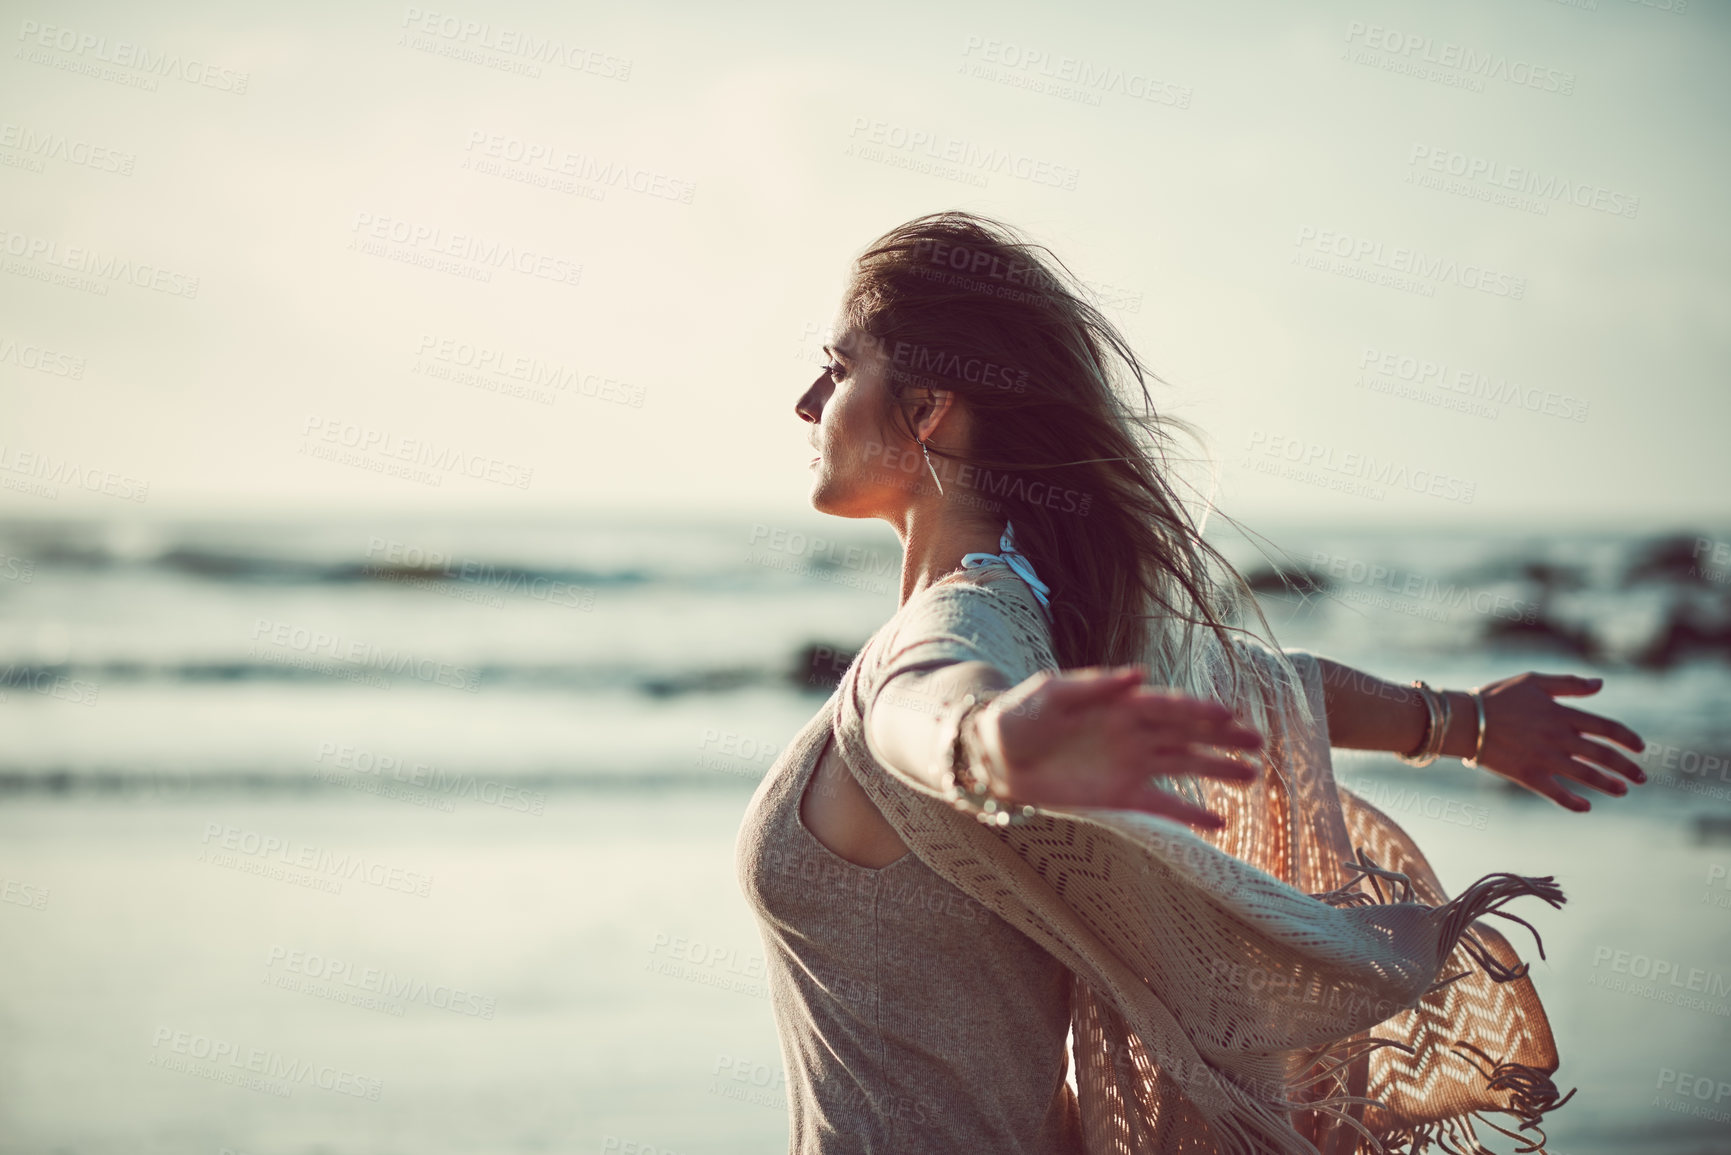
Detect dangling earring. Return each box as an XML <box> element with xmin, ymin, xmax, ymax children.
<box><xmin>920</xmin><ymin>439</ymin><xmax>945</xmax><ymax>496</ymax></box>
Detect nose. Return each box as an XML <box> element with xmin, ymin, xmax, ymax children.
<box><xmin>795</xmin><ymin>372</ymin><xmax>831</xmax><ymax>425</ymax></box>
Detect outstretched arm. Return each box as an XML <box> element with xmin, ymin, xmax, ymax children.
<box><xmin>866</xmin><ymin>661</ymin><xmax>1262</xmax><ymax>831</ymax></box>
<box><xmin>1314</xmin><ymin>658</ymin><xmax>1648</xmax><ymax>812</ymax></box>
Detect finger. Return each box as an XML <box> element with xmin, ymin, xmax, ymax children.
<box><xmin>1126</xmin><ymin>684</ymin><xmax>1231</xmax><ymax>711</ymax></box>
<box><xmin>1044</xmin><ymin>667</ymin><xmax>1146</xmax><ymax>708</ymax></box>
<box><xmin>1571</xmin><ymin>741</ymin><xmax>1647</xmax><ymax>786</ymax></box>
<box><xmin>1532</xmin><ymin>673</ymin><xmax>1604</xmax><ymax>698</ymax></box>
<box><xmin>1119</xmin><ymin>783</ymin><xmax>1226</xmax><ymax>830</ymax></box>
<box><xmin>1567</xmin><ymin>740</ymin><xmax>1644</xmax><ymax>788</ymax></box>
<box><xmin>1550</xmin><ymin>751</ymin><xmax>1628</xmax><ymax>797</ymax></box>
<box><xmin>1137</xmin><ymin>750</ymin><xmax>1257</xmax><ymax>785</ymax></box>
<box><xmin>1134</xmin><ymin>715</ymin><xmax>1263</xmax><ymax>754</ymax></box>
<box><xmin>1125</xmin><ymin>692</ymin><xmax>1244</xmax><ymax>736</ymax></box>
<box><xmin>1075</xmin><ymin>664</ymin><xmax>1146</xmax><ymax>684</ymax></box>
<box><xmin>1530</xmin><ymin>774</ymin><xmax>1590</xmax><ymax>813</ymax></box>
<box><xmin>1558</xmin><ymin>705</ymin><xmax>1646</xmax><ymax>755</ymax></box>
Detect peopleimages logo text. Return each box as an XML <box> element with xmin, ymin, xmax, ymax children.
<box><xmin>0</xmin><ymin>228</ymin><xmax>200</xmax><ymax>298</ymax></box>
<box><xmin>1244</xmin><ymin>431</ymin><xmax>1476</xmax><ymax>504</ymax></box>
<box><xmin>846</xmin><ymin>118</ymin><xmax>1080</xmax><ymax>190</ymax></box>
<box><xmin>1342</xmin><ymin>21</ymin><xmax>1575</xmax><ymax>95</ymax></box>
<box><xmin>349</xmin><ymin>212</ymin><xmax>582</xmax><ymax>287</ymax></box>
<box><xmin>1294</xmin><ymin>227</ymin><xmax>1525</xmax><ymax>299</ymax></box>
<box><xmin>16</xmin><ymin>19</ymin><xmax>251</xmax><ymax>92</ymax></box>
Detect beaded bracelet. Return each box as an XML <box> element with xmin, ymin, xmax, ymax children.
<box><xmin>940</xmin><ymin>692</ymin><xmax>1038</xmax><ymax>827</ymax></box>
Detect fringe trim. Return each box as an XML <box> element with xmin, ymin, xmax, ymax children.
<box><xmin>1371</xmin><ymin>1115</ymin><xmax>1492</xmax><ymax>1154</ymax></box>
<box><xmin>1294</xmin><ymin>851</ymin><xmax>1575</xmax><ymax>1154</ymax></box>
<box><xmin>1282</xmin><ymin>1033</ymin><xmax>1418</xmax><ymax>1155</ymax></box>
<box><xmin>1311</xmin><ymin>1028</ymin><xmax>1578</xmax><ymax>1154</ymax></box>
<box><xmin>1448</xmin><ymin>1041</ymin><xmax>1576</xmax><ymax>1154</ymax></box>
<box><xmin>1329</xmin><ymin>1041</ymin><xmax>1577</xmax><ymax>1155</ymax></box>
<box><xmin>1085</xmin><ymin>846</ymin><xmax>1574</xmax><ymax>1155</ymax></box>
<box><xmin>1151</xmin><ymin>1033</ymin><xmax>1425</xmax><ymax>1155</ymax></box>
<box><xmin>1313</xmin><ymin>851</ymin><xmax>1418</xmax><ymax>907</ymax></box>
<box><xmin>1311</xmin><ymin>849</ymin><xmax>1566</xmax><ymax>992</ymax></box>
<box><xmin>1427</xmin><ymin>872</ymin><xmax>1565</xmax><ymax>988</ymax></box>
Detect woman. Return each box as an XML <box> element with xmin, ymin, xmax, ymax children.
<box><xmin>734</xmin><ymin>212</ymin><xmax>1645</xmax><ymax>1155</ymax></box>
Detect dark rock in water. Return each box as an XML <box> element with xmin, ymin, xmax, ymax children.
<box><xmin>158</xmin><ymin>547</ymin><xmax>336</xmax><ymax>583</ymax></box>
<box><xmin>1244</xmin><ymin>566</ymin><xmax>1328</xmax><ymax>595</ymax></box>
<box><xmin>1483</xmin><ymin>597</ymin><xmax>1599</xmax><ymax>660</ymax></box>
<box><xmin>1693</xmin><ymin>814</ymin><xmax>1731</xmax><ymax>845</ymax></box>
<box><xmin>159</xmin><ymin>547</ymin><xmax>276</xmax><ymax>580</ymax></box>
<box><xmin>1452</xmin><ymin>555</ymin><xmax>1586</xmax><ymax>596</ymax></box>
<box><xmin>1517</xmin><ymin>560</ymin><xmax>1585</xmax><ymax>593</ymax></box>
<box><xmin>639</xmin><ymin>668</ymin><xmax>764</xmax><ymax>697</ymax></box>
<box><xmin>1452</xmin><ymin>555</ymin><xmax>1532</xmax><ymax>586</ymax></box>
<box><xmin>1636</xmin><ymin>599</ymin><xmax>1731</xmax><ymax>669</ymax></box>
<box><xmin>791</xmin><ymin>642</ymin><xmax>862</xmax><ymax>692</ymax></box>
<box><xmin>1625</xmin><ymin>534</ymin><xmax>1723</xmax><ymax>587</ymax></box>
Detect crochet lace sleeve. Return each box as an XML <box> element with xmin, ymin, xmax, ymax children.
<box><xmin>850</xmin><ymin>569</ymin><xmax>1057</xmax><ymax>786</ymax></box>
<box><xmin>867</xmin><ymin>569</ymin><xmax>1056</xmax><ymax>703</ymax></box>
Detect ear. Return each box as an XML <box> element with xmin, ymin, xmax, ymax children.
<box><xmin>909</xmin><ymin>387</ymin><xmax>956</xmax><ymax>443</ymax></box>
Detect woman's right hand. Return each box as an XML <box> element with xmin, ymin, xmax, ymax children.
<box><xmin>1459</xmin><ymin>671</ymin><xmax>1647</xmax><ymax>811</ymax></box>
<box><xmin>976</xmin><ymin>666</ymin><xmax>1264</xmax><ymax>830</ymax></box>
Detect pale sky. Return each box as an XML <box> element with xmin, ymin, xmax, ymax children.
<box><xmin>3</xmin><ymin>0</ymin><xmax>1726</xmax><ymax>529</ymax></box>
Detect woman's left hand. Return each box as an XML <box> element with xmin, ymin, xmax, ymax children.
<box><xmin>978</xmin><ymin>665</ymin><xmax>1263</xmax><ymax>830</ymax></box>
<box><xmin>1465</xmin><ymin>672</ymin><xmax>1647</xmax><ymax>812</ymax></box>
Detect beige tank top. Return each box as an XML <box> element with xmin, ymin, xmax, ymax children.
<box><xmin>736</xmin><ymin>654</ymin><xmax>1086</xmax><ymax>1153</ymax></box>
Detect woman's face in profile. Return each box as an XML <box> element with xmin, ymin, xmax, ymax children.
<box><xmin>796</xmin><ymin>317</ymin><xmax>912</xmax><ymax>519</ymax></box>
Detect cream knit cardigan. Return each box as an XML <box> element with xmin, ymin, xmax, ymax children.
<box><xmin>834</xmin><ymin>563</ymin><xmax>1570</xmax><ymax>1155</ymax></box>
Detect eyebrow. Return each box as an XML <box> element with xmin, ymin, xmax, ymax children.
<box><xmin>822</xmin><ymin>344</ymin><xmax>849</xmax><ymax>360</ymax></box>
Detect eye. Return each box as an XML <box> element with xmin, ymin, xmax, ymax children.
<box><xmin>821</xmin><ymin>361</ymin><xmax>845</xmax><ymax>382</ymax></box>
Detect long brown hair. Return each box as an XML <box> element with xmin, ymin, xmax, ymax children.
<box><xmin>842</xmin><ymin>210</ymin><xmax>1309</xmax><ymax>732</ymax></box>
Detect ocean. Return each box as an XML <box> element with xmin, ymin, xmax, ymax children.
<box><xmin>1</xmin><ymin>513</ymin><xmax>1728</xmax><ymax>1154</ymax></box>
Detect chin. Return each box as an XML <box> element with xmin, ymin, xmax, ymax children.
<box><xmin>807</xmin><ymin>484</ymin><xmax>846</xmax><ymax>518</ymax></box>
<box><xmin>807</xmin><ymin>474</ymin><xmax>872</xmax><ymax>520</ymax></box>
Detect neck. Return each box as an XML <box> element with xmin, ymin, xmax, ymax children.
<box><xmin>887</xmin><ymin>501</ymin><xmax>1005</xmax><ymax>606</ymax></box>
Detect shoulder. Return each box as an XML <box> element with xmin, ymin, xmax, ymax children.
<box><xmin>899</xmin><ymin>562</ymin><xmax>1036</xmax><ymax>626</ymax></box>
<box><xmin>878</xmin><ymin>564</ymin><xmax>1054</xmax><ymax>678</ymax></box>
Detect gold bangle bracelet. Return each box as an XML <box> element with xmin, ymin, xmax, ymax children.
<box><xmin>1430</xmin><ymin>688</ymin><xmax>1453</xmax><ymax>763</ymax></box>
<box><xmin>1462</xmin><ymin>689</ymin><xmax>1488</xmax><ymax>768</ymax></box>
<box><xmin>1398</xmin><ymin>681</ymin><xmax>1443</xmax><ymax>768</ymax></box>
